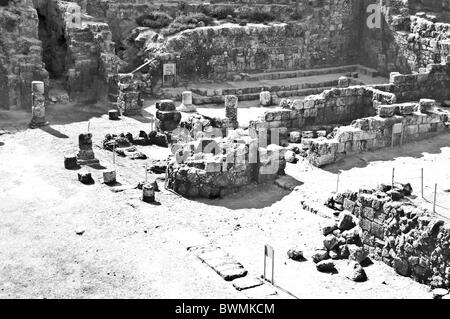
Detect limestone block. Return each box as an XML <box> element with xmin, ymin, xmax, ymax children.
<box><xmin>378</xmin><ymin>105</ymin><xmax>397</xmax><ymax>118</ymax></box>
<box><xmin>419</xmin><ymin>99</ymin><xmax>436</xmax><ymax>113</ymax></box>
<box><xmin>260</xmin><ymin>91</ymin><xmax>272</xmax><ymax>107</ymax></box>
<box><xmin>397</xmin><ymin>103</ymin><xmax>417</xmax><ymax>115</ymax></box>
<box><xmin>289</xmin><ymin>131</ymin><xmax>302</xmax><ymax>143</ymax></box>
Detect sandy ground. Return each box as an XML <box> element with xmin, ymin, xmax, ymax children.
<box><xmin>0</xmin><ymin>101</ymin><xmax>442</xmax><ymax>299</ymax></box>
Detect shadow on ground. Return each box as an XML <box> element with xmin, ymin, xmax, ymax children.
<box><xmin>195</xmin><ymin>182</ymin><xmax>293</xmax><ymax>210</ymax></box>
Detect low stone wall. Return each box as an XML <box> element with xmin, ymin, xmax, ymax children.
<box><xmin>249</xmin><ymin>86</ymin><xmax>396</xmax><ymax>131</ymax></box>
<box><xmin>327</xmin><ymin>186</ymin><xmax>450</xmax><ymax>288</ymax></box>
<box><xmin>303</xmin><ymin>99</ymin><xmax>449</xmax><ymax>167</ymax></box>
<box><xmin>167</xmin><ymin>134</ymin><xmax>286</xmax><ymax>198</ymax></box>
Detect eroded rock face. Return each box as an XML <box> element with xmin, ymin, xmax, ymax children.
<box><xmin>0</xmin><ymin>0</ymin><xmax>48</xmax><ymax>110</ymax></box>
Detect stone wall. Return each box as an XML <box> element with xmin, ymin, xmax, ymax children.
<box><xmin>149</xmin><ymin>0</ymin><xmax>361</xmax><ymax>81</ymax></box>
<box><xmin>0</xmin><ymin>0</ymin><xmax>48</xmax><ymax>110</ymax></box>
<box><xmin>409</xmin><ymin>0</ymin><xmax>450</xmax><ymax>12</ymax></box>
<box><xmin>167</xmin><ymin>133</ymin><xmax>286</xmax><ymax>198</ymax></box>
<box><xmin>360</xmin><ymin>0</ymin><xmax>450</xmax><ymax>76</ymax></box>
<box><xmin>304</xmin><ymin>101</ymin><xmax>449</xmax><ymax>167</ymax></box>
<box><xmin>249</xmin><ymin>86</ymin><xmax>396</xmax><ymax>132</ymax></box>
<box><xmin>328</xmin><ymin>187</ymin><xmax>450</xmax><ymax>288</ymax></box>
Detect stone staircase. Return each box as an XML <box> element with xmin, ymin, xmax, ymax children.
<box><xmin>158</xmin><ymin>64</ymin><xmax>384</xmax><ymax>106</ymax></box>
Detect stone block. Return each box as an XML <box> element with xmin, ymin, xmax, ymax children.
<box><xmin>378</xmin><ymin>105</ymin><xmax>397</xmax><ymax>118</ymax></box>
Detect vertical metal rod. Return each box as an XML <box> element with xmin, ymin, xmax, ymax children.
<box><xmin>145</xmin><ymin>163</ymin><xmax>148</xmax><ymax>183</ymax></box>
<box><xmin>421</xmin><ymin>168</ymin><xmax>424</xmax><ymax>198</ymax></box>
<box><xmin>87</xmin><ymin>121</ymin><xmax>90</xmax><ymax>132</ymax></box>
<box><xmin>271</xmin><ymin>251</ymin><xmax>275</xmax><ymax>285</ymax></box>
<box><xmin>390</xmin><ymin>168</ymin><xmax>395</xmax><ymax>200</ymax></box>
<box><xmin>263</xmin><ymin>246</ymin><xmax>267</xmax><ymax>281</ymax></box>
<box><xmin>433</xmin><ymin>184</ymin><xmax>437</xmax><ymax>214</ymax></box>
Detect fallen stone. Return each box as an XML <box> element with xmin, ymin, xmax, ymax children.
<box><xmin>323</xmin><ymin>234</ymin><xmax>339</xmax><ymax>250</ymax></box>
<box><xmin>312</xmin><ymin>249</ymin><xmax>330</xmax><ymax>263</ymax></box>
<box><xmin>329</xmin><ymin>249</ymin><xmax>339</xmax><ymax>260</ymax></box>
<box><xmin>339</xmin><ymin>245</ymin><xmax>350</xmax><ymax>259</ymax></box>
<box><xmin>284</xmin><ymin>150</ymin><xmax>297</xmax><ymax>163</ymax></box>
<box><xmin>344</xmin><ymin>260</ymin><xmax>368</xmax><ymax>282</ymax></box>
<box><xmin>216</xmin><ymin>264</ymin><xmax>248</xmax><ymax>281</ymax></box>
<box><xmin>338</xmin><ymin>211</ymin><xmax>356</xmax><ymax>231</ymax></box>
<box><xmin>103</xmin><ymin>170</ymin><xmax>117</xmax><ymax>184</ymax></box>
<box><xmin>287</xmin><ymin>247</ymin><xmax>304</xmax><ymax>261</ymax></box>
<box><xmin>232</xmin><ymin>277</ymin><xmax>263</xmax><ymax>291</ymax></box>
<box><xmin>348</xmin><ymin>244</ymin><xmax>368</xmax><ymax>263</ymax></box>
<box><xmin>322</xmin><ymin>221</ymin><xmax>338</xmax><ymax>236</ymax></box>
<box><xmin>64</xmin><ymin>155</ymin><xmax>78</xmax><ymax>170</ymax></box>
<box><xmin>394</xmin><ymin>257</ymin><xmax>410</xmax><ymax>276</ymax></box>
<box><xmin>316</xmin><ymin>260</ymin><xmax>336</xmax><ymax>273</ymax></box>
<box><xmin>78</xmin><ymin>172</ymin><xmax>94</xmax><ymax>185</ymax></box>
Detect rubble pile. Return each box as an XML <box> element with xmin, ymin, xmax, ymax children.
<box><xmin>326</xmin><ymin>184</ymin><xmax>450</xmax><ymax>289</ymax></box>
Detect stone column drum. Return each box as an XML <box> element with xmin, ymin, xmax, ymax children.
<box><xmin>29</xmin><ymin>81</ymin><xmax>49</xmax><ymax>129</ymax></box>
<box><xmin>260</xmin><ymin>91</ymin><xmax>272</xmax><ymax>107</ymax></box>
<box><xmin>225</xmin><ymin>95</ymin><xmax>239</xmax><ymax>129</ymax></box>
<box><xmin>77</xmin><ymin>133</ymin><xmax>100</xmax><ymax>165</ymax></box>
<box><xmin>156</xmin><ymin>99</ymin><xmax>181</xmax><ymax>131</ymax></box>
<box><xmin>142</xmin><ymin>183</ymin><xmax>156</xmax><ymax>203</ymax></box>
<box><xmin>177</xmin><ymin>91</ymin><xmax>196</xmax><ymax>113</ymax></box>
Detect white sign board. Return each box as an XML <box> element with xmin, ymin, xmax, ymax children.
<box><xmin>393</xmin><ymin>123</ymin><xmax>403</xmax><ymax>134</ymax></box>
<box><xmin>163</xmin><ymin>63</ymin><xmax>176</xmax><ymax>76</ymax></box>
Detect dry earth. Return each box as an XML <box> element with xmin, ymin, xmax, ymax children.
<box><xmin>0</xmin><ymin>100</ymin><xmax>447</xmax><ymax>299</ymax></box>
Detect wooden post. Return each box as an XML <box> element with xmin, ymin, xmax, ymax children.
<box><xmin>433</xmin><ymin>183</ymin><xmax>437</xmax><ymax>213</ymax></box>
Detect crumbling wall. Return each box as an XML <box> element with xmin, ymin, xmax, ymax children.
<box><xmin>249</xmin><ymin>86</ymin><xmax>396</xmax><ymax>132</ymax></box>
<box><xmin>304</xmin><ymin>101</ymin><xmax>449</xmax><ymax>167</ymax></box>
<box><xmin>0</xmin><ymin>0</ymin><xmax>48</xmax><ymax>110</ymax></box>
<box><xmin>409</xmin><ymin>0</ymin><xmax>450</xmax><ymax>12</ymax></box>
<box><xmin>141</xmin><ymin>0</ymin><xmax>361</xmax><ymax>81</ymax></box>
<box><xmin>360</xmin><ymin>0</ymin><xmax>450</xmax><ymax>75</ymax></box>
<box><xmin>329</xmin><ymin>187</ymin><xmax>450</xmax><ymax>288</ymax></box>
<box><xmin>167</xmin><ymin>134</ymin><xmax>286</xmax><ymax>198</ymax></box>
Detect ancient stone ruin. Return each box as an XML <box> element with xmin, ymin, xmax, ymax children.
<box><xmin>2</xmin><ymin>0</ymin><xmax>450</xmax><ymax>299</ymax></box>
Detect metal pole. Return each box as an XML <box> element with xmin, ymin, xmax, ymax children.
<box><xmin>263</xmin><ymin>246</ymin><xmax>267</xmax><ymax>281</ymax></box>
<box><xmin>421</xmin><ymin>168</ymin><xmax>424</xmax><ymax>198</ymax></box>
<box><xmin>433</xmin><ymin>184</ymin><xmax>437</xmax><ymax>213</ymax></box>
<box><xmin>392</xmin><ymin>168</ymin><xmax>395</xmax><ymax>189</ymax></box>
<box><xmin>271</xmin><ymin>251</ymin><xmax>275</xmax><ymax>285</ymax></box>
<box><xmin>145</xmin><ymin>163</ymin><xmax>148</xmax><ymax>183</ymax></box>
<box><xmin>87</xmin><ymin>121</ymin><xmax>90</xmax><ymax>132</ymax></box>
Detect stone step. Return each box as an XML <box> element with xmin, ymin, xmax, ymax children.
<box><xmin>191</xmin><ymin>86</ymin><xmax>334</xmax><ymax>105</ymax></box>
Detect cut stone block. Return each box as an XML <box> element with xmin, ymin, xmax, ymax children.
<box><xmin>64</xmin><ymin>155</ymin><xmax>78</xmax><ymax>170</ymax></box>
<box><xmin>108</xmin><ymin>109</ymin><xmax>120</xmax><ymax>120</ymax></box>
<box><xmin>378</xmin><ymin>105</ymin><xmax>397</xmax><ymax>117</ymax></box>
<box><xmin>260</xmin><ymin>91</ymin><xmax>272</xmax><ymax>107</ymax></box>
<box><xmin>78</xmin><ymin>172</ymin><xmax>94</xmax><ymax>185</ymax></box>
<box><xmin>232</xmin><ymin>277</ymin><xmax>263</xmax><ymax>291</ymax></box>
<box><xmin>419</xmin><ymin>99</ymin><xmax>436</xmax><ymax>113</ymax></box>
